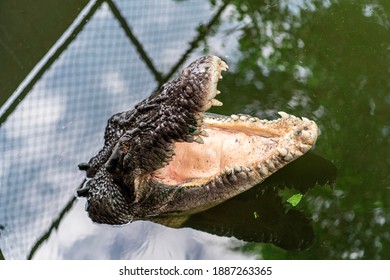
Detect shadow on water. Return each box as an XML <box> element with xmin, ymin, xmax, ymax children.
<box><xmin>151</xmin><ymin>152</ymin><xmax>337</xmax><ymax>251</ymax></box>
<box><xmin>26</xmin><ymin>152</ymin><xmax>336</xmax><ymax>259</ymax></box>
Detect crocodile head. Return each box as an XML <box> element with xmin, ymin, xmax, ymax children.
<box><xmin>78</xmin><ymin>55</ymin><xmax>318</xmax><ymax>225</ymax></box>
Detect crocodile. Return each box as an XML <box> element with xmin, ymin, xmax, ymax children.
<box><xmin>77</xmin><ymin>55</ymin><xmax>318</xmax><ymax>225</ymax></box>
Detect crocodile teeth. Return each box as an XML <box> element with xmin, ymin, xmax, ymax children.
<box><xmin>193</xmin><ymin>137</ymin><xmax>204</xmax><ymax>144</ymax></box>
<box><xmin>231</xmin><ymin>114</ymin><xmax>239</xmax><ymax>121</ymax></box>
<box><xmin>199</xmin><ymin>130</ymin><xmax>209</xmax><ymax>137</ymax></box>
<box><xmin>278</xmin><ymin>111</ymin><xmax>289</xmax><ymax>119</ymax></box>
<box><xmin>292</xmin><ymin>150</ymin><xmax>303</xmax><ymax>157</ymax></box>
<box><xmin>277</xmin><ymin>147</ymin><xmax>289</xmax><ymax>157</ymax></box>
<box><xmin>183</xmin><ymin>135</ymin><xmax>194</xmax><ymax>142</ymax></box>
<box><xmin>216</xmin><ymin>90</ymin><xmax>221</xmax><ymax>95</ymax></box>
<box><xmin>224</xmin><ymin>167</ymin><xmax>232</xmax><ymax>174</ymax></box>
<box><xmin>234</xmin><ymin>166</ymin><xmax>242</xmax><ymax>172</ymax></box>
<box><xmin>299</xmin><ymin>143</ymin><xmax>311</xmax><ymax>152</ymax></box>
<box><xmin>211</xmin><ymin>99</ymin><xmax>223</xmax><ymax>106</ymax></box>
<box><xmin>227</xmin><ymin>172</ymin><xmax>238</xmax><ymax>183</ymax></box>
<box><xmin>301</xmin><ymin>130</ymin><xmax>311</xmax><ymax>140</ymax></box>
<box><xmin>266</xmin><ymin>159</ymin><xmax>275</xmax><ymax>171</ymax></box>
<box><xmin>220</xmin><ymin>61</ymin><xmax>229</xmax><ymax>71</ymax></box>
<box><xmin>258</xmin><ymin>164</ymin><xmax>268</xmax><ymax>176</ymax></box>
<box><xmin>283</xmin><ymin>154</ymin><xmax>294</xmax><ymax>162</ymax></box>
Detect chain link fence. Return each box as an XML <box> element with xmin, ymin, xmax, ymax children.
<box><xmin>0</xmin><ymin>0</ymin><xmax>234</xmax><ymax>259</ymax></box>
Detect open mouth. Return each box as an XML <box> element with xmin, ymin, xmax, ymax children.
<box><xmin>150</xmin><ymin>56</ymin><xmax>318</xmax><ymax>189</ymax></box>
<box><xmin>79</xmin><ymin>55</ymin><xmax>319</xmax><ymax>224</ymax></box>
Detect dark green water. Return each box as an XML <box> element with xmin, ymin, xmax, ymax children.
<box><xmin>214</xmin><ymin>0</ymin><xmax>390</xmax><ymax>259</ymax></box>
<box><xmin>0</xmin><ymin>0</ymin><xmax>389</xmax><ymax>259</ymax></box>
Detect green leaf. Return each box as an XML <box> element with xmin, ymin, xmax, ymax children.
<box><xmin>287</xmin><ymin>193</ymin><xmax>303</xmax><ymax>207</ymax></box>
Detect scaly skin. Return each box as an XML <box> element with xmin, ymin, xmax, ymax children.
<box><xmin>78</xmin><ymin>56</ymin><xmax>318</xmax><ymax>225</ymax></box>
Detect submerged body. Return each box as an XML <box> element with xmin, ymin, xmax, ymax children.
<box><xmin>78</xmin><ymin>56</ymin><xmax>318</xmax><ymax>225</ymax></box>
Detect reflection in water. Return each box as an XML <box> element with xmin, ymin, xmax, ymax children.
<box><xmin>33</xmin><ymin>201</ymin><xmax>253</xmax><ymax>259</ymax></box>
<box><xmin>29</xmin><ymin>152</ymin><xmax>335</xmax><ymax>259</ymax></box>
<box><xmin>152</xmin><ymin>152</ymin><xmax>336</xmax><ymax>251</ymax></box>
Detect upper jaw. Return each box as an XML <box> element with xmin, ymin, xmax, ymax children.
<box><xmin>143</xmin><ymin>56</ymin><xmax>318</xmax><ymax>212</ymax></box>
<box><xmin>180</xmin><ymin>55</ymin><xmax>228</xmax><ymax>112</ymax></box>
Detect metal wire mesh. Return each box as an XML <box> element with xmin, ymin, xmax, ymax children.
<box><xmin>0</xmin><ymin>0</ymin><xmax>230</xmax><ymax>259</ymax></box>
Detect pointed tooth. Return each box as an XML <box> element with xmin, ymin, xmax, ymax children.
<box><xmin>277</xmin><ymin>147</ymin><xmax>288</xmax><ymax>157</ymax></box>
<box><xmin>220</xmin><ymin>61</ymin><xmax>229</xmax><ymax>70</ymax></box>
<box><xmin>258</xmin><ymin>164</ymin><xmax>268</xmax><ymax>176</ymax></box>
<box><xmin>273</xmin><ymin>158</ymin><xmax>282</xmax><ymax>168</ymax></box>
<box><xmin>227</xmin><ymin>172</ymin><xmax>237</xmax><ymax>183</ymax></box>
<box><xmin>301</xmin><ymin>130</ymin><xmax>311</xmax><ymax>140</ymax></box>
<box><xmin>292</xmin><ymin>149</ymin><xmax>303</xmax><ymax>157</ymax></box>
<box><xmin>193</xmin><ymin>136</ymin><xmax>204</xmax><ymax>144</ymax></box>
<box><xmin>219</xmin><ymin>74</ymin><xmax>223</xmax><ymax>79</ymax></box>
<box><xmin>249</xmin><ymin>117</ymin><xmax>257</xmax><ymax>122</ymax></box>
<box><xmin>239</xmin><ymin>115</ymin><xmax>248</xmax><ymax>121</ymax></box>
<box><xmin>237</xmin><ymin>171</ymin><xmax>247</xmax><ymax>179</ymax></box>
<box><xmin>224</xmin><ymin>167</ymin><xmax>232</xmax><ymax>175</ymax></box>
<box><xmin>211</xmin><ymin>99</ymin><xmax>223</xmax><ymax>106</ymax></box>
<box><xmin>222</xmin><ymin>176</ymin><xmax>230</xmax><ymax>185</ymax></box>
<box><xmin>299</xmin><ymin>143</ymin><xmax>310</xmax><ymax>152</ymax></box>
<box><xmin>283</xmin><ymin>154</ymin><xmax>294</xmax><ymax>162</ymax></box>
<box><xmin>266</xmin><ymin>159</ymin><xmax>275</xmax><ymax>170</ymax></box>
<box><xmin>278</xmin><ymin>111</ymin><xmax>289</xmax><ymax>119</ymax></box>
<box><xmin>234</xmin><ymin>166</ymin><xmax>242</xmax><ymax>172</ymax></box>
<box><xmin>228</xmin><ymin>175</ymin><xmax>238</xmax><ymax>183</ymax></box>
<box><xmin>195</xmin><ymin>114</ymin><xmax>203</xmax><ymax>121</ymax></box>
<box><xmin>216</xmin><ymin>90</ymin><xmax>221</xmax><ymax>95</ymax></box>
<box><xmin>183</xmin><ymin>135</ymin><xmax>194</xmax><ymax>142</ymax></box>
<box><xmin>231</xmin><ymin>114</ymin><xmax>239</xmax><ymax>121</ymax></box>
<box><xmin>199</xmin><ymin>130</ymin><xmax>209</xmax><ymax>137</ymax></box>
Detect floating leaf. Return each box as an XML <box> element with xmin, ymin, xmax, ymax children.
<box><xmin>287</xmin><ymin>193</ymin><xmax>303</xmax><ymax>207</ymax></box>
